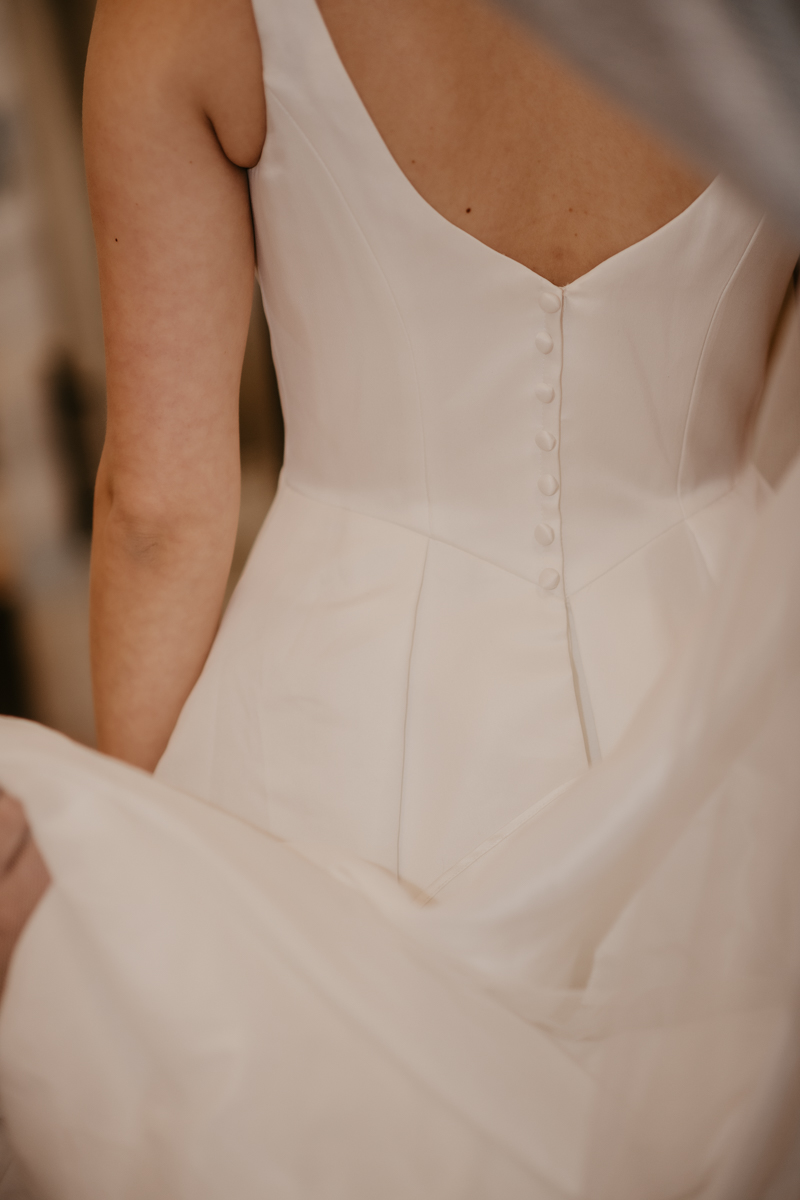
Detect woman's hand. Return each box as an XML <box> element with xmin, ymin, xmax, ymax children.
<box><xmin>0</xmin><ymin>791</ymin><xmax>50</xmax><ymax>999</ymax></box>
<box><xmin>84</xmin><ymin>0</ymin><xmax>266</xmax><ymax>769</ymax></box>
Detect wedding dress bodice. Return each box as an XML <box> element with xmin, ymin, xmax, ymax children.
<box><xmin>0</xmin><ymin>5</ymin><xmax>799</xmax><ymax>1195</ymax></box>
<box><xmin>156</xmin><ymin>0</ymin><xmax>796</xmax><ymax>891</ymax></box>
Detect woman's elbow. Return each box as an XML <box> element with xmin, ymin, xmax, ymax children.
<box><xmin>93</xmin><ymin>463</ymin><xmax>240</xmax><ymax>567</ymax></box>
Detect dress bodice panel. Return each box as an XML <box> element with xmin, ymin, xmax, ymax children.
<box><xmin>156</xmin><ymin>0</ymin><xmax>796</xmax><ymax>889</ymax></box>
<box><xmin>560</xmin><ymin>197</ymin><xmax>791</xmax><ymax>594</ymax></box>
<box><xmin>249</xmin><ymin>1</ymin><xmax>792</xmax><ymax>590</ymax></box>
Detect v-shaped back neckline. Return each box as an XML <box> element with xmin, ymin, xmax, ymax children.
<box><xmin>304</xmin><ymin>0</ymin><xmax>718</xmax><ymax>292</ymax></box>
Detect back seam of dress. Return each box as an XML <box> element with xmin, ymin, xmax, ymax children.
<box><xmin>395</xmin><ymin>539</ymin><xmax>430</xmax><ymax>881</ymax></box>
<box><xmin>556</xmin><ymin>294</ymin><xmax>598</xmax><ymax>762</ymax></box>
<box><xmin>264</xmin><ymin>89</ymin><xmax>433</xmax><ymax>535</ymax></box>
<box><xmin>565</xmin><ymin>599</ymin><xmax>601</xmax><ymax>766</ymax></box>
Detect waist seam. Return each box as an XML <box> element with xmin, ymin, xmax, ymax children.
<box><xmin>281</xmin><ymin>478</ymin><xmax>538</xmax><ymax>586</ymax></box>
<box><xmin>281</xmin><ymin>475</ymin><xmax>743</xmax><ymax>598</ymax></box>
<box><xmin>568</xmin><ymin>476</ymin><xmax>743</xmax><ymax>599</ymax></box>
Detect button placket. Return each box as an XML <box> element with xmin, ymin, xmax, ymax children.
<box><xmin>534</xmin><ymin>289</ymin><xmax>564</xmax><ymax>593</ymax></box>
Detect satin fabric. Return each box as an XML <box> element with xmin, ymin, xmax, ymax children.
<box><xmin>155</xmin><ymin>0</ymin><xmax>797</xmax><ymax>893</ymax></box>
<box><xmin>0</xmin><ymin>448</ymin><xmax>798</xmax><ymax>1199</ymax></box>
<box><xmin>2</xmin><ymin>1</ymin><xmax>799</xmax><ymax>1192</ymax></box>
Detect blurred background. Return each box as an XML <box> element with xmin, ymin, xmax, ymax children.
<box><xmin>0</xmin><ymin>0</ymin><xmax>283</xmax><ymax>745</ymax></box>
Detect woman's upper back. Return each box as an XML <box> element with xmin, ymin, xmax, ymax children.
<box><xmin>313</xmin><ymin>0</ymin><xmax>708</xmax><ymax>286</ymax></box>
<box><xmin>247</xmin><ymin>0</ymin><xmax>794</xmax><ymax>574</ymax></box>
<box><xmin>91</xmin><ymin>0</ymin><xmax>709</xmax><ymax>277</ymax></box>
<box><xmin>86</xmin><ymin>0</ymin><xmax>796</xmax><ymax>604</ymax></box>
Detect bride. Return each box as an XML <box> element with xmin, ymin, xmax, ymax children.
<box><xmin>0</xmin><ymin>0</ymin><xmax>798</xmax><ymax>1195</ymax></box>
<box><xmin>88</xmin><ymin>0</ymin><xmax>794</xmax><ymax>879</ymax></box>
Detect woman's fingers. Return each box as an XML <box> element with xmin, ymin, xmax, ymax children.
<box><xmin>0</xmin><ymin>790</ymin><xmax>32</xmax><ymax>872</ymax></box>
<box><xmin>0</xmin><ymin>789</ymin><xmax>51</xmax><ymax>996</ymax></box>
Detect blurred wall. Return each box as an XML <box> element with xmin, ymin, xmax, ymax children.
<box><xmin>0</xmin><ymin>0</ymin><xmax>283</xmax><ymax>743</ymax></box>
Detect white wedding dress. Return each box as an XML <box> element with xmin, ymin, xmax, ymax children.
<box><xmin>0</xmin><ymin>1</ymin><xmax>798</xmax><ymax>1196</ymax></box>
<box><xmin>157</xmin><ymin>0</ymin><xmax>795</xmax><ymax>891</ymax></box>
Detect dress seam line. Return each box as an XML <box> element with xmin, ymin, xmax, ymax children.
<box><xmin>567</xmin><ymin>478</ymin><xmax>740</xmax><ymax>600</ymax></box>
<box><xmin>675</xmin><ymin>217</ymin><xmax>765</xmax><ymax>578</ymax></box>
<box><xmin>282</xmin><ymin>478</ymin><xmax>741</xmax><ymax>600</ymax></box>
<box><xmin>262</xmin><ymin>90</ymin><xmax>433</xmax><ymax>535</ymax></box>
<box><xmin>281</xmin><ymin>479</ymin><xmax>543</xmax><ymax>585</ymax></box>
<box><xmin>395</xmin><ymin>540</ymin><xmax>430</xmax><ymax>880</ymax></box>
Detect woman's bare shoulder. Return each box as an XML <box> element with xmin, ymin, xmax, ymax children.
<box><xmin>87</xmin><ymin>0</ymin><xmax>266</xmax><ymax>170</ymax></box>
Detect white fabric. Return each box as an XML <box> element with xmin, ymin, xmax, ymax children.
<box><xmin>156</xmin><ymin>0</ymin><xmax>796</xmax><ymax>895</ymax></box>
<box><xmin>0</xmin><ymin>451</ymin><xmax>798</xmax><ymax>1199</ymax></box>
<box><xmin>1</xmin><ymin>1</ymin><xmax>799</xmax><ymax>1192</ymax></box>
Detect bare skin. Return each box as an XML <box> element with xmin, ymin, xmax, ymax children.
<box><xmin>86</xmin><ymin>0</ymin><xmax>266</xmax><ymax>769</ymax></box>
<box><xmin>317</xmin><ymin>0</ymin><xmax>708</xmax><ymax>286</ymax></box>
<box><xmin>86</xmin><ymin>0</ymin><xmax>707</xmax><ymax>774</ymax></box>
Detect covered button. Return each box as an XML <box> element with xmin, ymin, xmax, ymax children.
<box><xmin>534</xmin><ymin>524</ymin><xmax>555</xmax><ymax>546</ymax></box>
<box><xmin>535</xmin><ymin>430</ymin><xmax>556</xmax><ymax>451</ymax></box>
<box><xmin>538</xmin><ymin>474</ymin><xmax>559</xmax><ymax>496</ymax></box>
<box><xmin>539</xmin><ymin>292</ymin><xmax>562</xmax><ymax>313</ymax></box>
<box><xmin>538</xmin><ymin>568</ymin><xmax>561</xmax><ymax>590</ymax></box>
<box><xmin>535</xmin><ymin>331</ymin><xmax>554</xmax><ymax>354</ymax></box>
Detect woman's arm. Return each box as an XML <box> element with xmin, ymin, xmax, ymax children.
<box><xmin>85</xmin><ymin>0</ymin><xmax>266</xmax><ymax>769</ymax></box>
